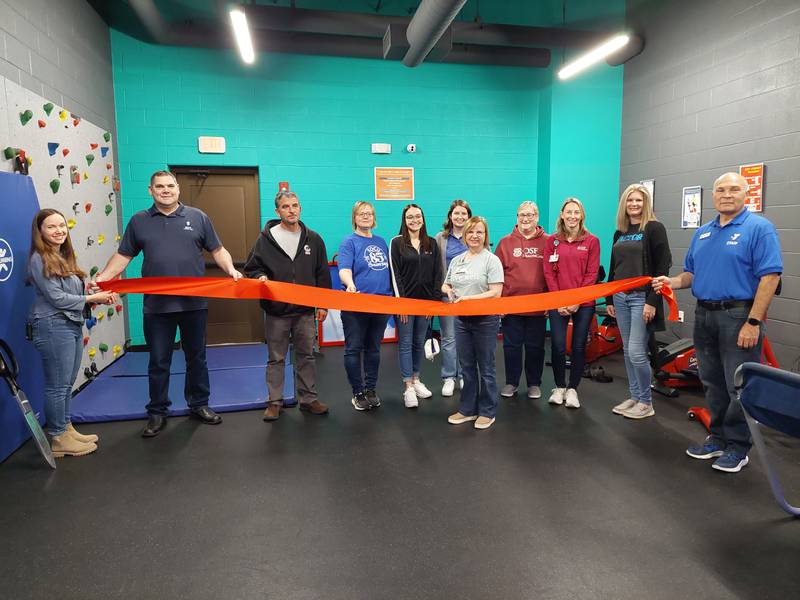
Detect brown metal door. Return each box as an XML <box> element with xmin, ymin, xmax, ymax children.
<box><xmin>175</xmin><ymin>169</ymin><xmax>263</xmax><ymax>344</ymax></box>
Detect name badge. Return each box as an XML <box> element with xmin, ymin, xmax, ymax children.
<box><xmin>699</xmin><ymin>232</ymin><xmax>711</xmax><ymax>239</ymax></box>
<box><xmin>549</xmin><ymin>254</ymin><xmax>559</xmax><ymax>263</ymax></box>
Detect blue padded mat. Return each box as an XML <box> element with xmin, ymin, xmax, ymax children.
<box><xmin>71</xmin><ymin>345</ymin><xmax>295</xmax><ymax>422</ymax></box>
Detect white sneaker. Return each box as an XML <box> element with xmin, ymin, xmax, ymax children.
<box><xmin>565</xmin><ymin>388</ymin><xmax>580</xmax><ymax>408</ymax></box>
<box><xmin>403</xmin><ymin>387</ymin><xmax>419</xmax><ymax>408</ymax></box>
<box><xmin>412</xmin><ymin>380</ymin><xmax>433</xmax><ymax>399</ymax></box>
<box><xmin>500</xmin><ymin>384</ymin><xmax>518</xmax><ymax>397</ymax></box>
<box><xmin>441</xmin><ymin>378</ymin><xmax>456</xmax><ymax>397</ymax></box>
<box><xmin>548</xmin><ymin>388</ymin><xmax>566</xmax><ymax>405</ymax></box>
<box><xmin>459</xmin><ymin>378</ymin><xmax>464</xmax><ymax>390</ymax></box>
<box><xmin>612</xmin><ymin>398</ymin><xmax>637</xmax><ymax>415</ymax></box>
<box><xmin>527</xmin><ymin>385</ymin><xmax>542</xmax><ymax>399</ymax></box>
<box><xmin>622</xmin><ymin>402</ymin><xmax>655</xmax><ymax>419</ymax></box>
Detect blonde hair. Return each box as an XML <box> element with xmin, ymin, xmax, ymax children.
<box><xmin>463</xmin><ymin>216</ymin><xmax>490</xmax><ymax>249</ymax></box>
<box><xmin>555</xmin><ymin>197</ymin><xmax>588</xmax><ymax>239</ymax></box>
<box><xmin>517</xmin><ymin>200</ymin><xmax>539</xmax><ymax>215</ymax></box>
<box><xmin>351</xmin><ymin>200</ymin><xmax>376</xmax><ymax>230</ymax></box>
<box><xmin>616</xmin><ymin>184</ymin><xmax>657</xmax><ymax>232</ymax></box>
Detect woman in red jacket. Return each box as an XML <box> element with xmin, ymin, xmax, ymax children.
<box><xmin>543</xmin><ymin>198</ymin><xmax>600</xmax><ymax>409</ymax></box>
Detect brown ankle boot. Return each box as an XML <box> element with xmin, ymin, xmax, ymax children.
<box><xmin>51</xmin><ymin>434</ymin><xmax>97</xmax><ymax>458</ymax></box>
<box><xmin>67</xmin><ymin>423</ymin><xmax>99</xmax><ymax>443</ymax></box>
<box><xmin>263</xmin><ymin>403</ymin><xmax>282</xmax><ymax>422</ymax></box>
<box><xmin>299</xmin><ymin>400</ymin><xmax>329</xmax><ymax>415</ymax></box>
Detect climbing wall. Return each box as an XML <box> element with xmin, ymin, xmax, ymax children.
<box><xmin>1</xmin><ymin>78</ymin><xmax>125</xmax><ymax>389</ymax></box>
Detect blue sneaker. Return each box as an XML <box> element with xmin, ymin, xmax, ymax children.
<box><xmin>686</xmin><ymin>436</ymin><xmax>726</xmax><ymax>459</ymax></box>
<box><xmin>712</xmin><ymin>450</ymin><xmax>749</xmax><ymax>473</ymax></box>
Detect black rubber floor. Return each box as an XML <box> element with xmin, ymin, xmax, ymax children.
<box><xmin>1</xmin><ymin>344</ymin><xmax>799</xmax><ymax>600</ymax></box>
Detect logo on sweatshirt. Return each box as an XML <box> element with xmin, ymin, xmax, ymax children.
<box><xmin>512</xmin><ymin>247</ymin><xmax>541</xmax><ymax>258</ymax></box>
<box><xmin>0</xmin><ymin>239</ymin><xmax>13</xmax><ymax>282</ymax></box>
<box><xmin>304</xmin><ymin>244</ymin><xmax>311</xmax><ymax>255</ymax></box>
<box><xmin>363</xmin><ymin>245</ymin><xmax>388</xmax><ymax>271</ymax></box>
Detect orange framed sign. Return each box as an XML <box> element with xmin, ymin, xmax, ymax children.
<box><xmin>739</xmin><ymin>162</ymin><xmax>764</xmax><ymax>212</ymax></box>
<box><xmin>375</xmin><ymin>167</ymin><xmax>414</xmax><ymax>201</ymax></box>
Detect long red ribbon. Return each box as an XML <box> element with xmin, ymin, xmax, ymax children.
<box><xmin>100</xmin><ymin>276</ymin><xmax>678</xmax><ymax>319</ymax></box>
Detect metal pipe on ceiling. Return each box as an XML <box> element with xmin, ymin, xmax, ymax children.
<box><xmin>401</xmin><ymin>0</ymin><xmax>469</xmax><ymax>67</ymax></box>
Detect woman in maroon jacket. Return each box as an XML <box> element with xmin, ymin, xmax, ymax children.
<box><xmin>495</xmin><ymin>201</ymin><xmax>549</xmax><ymax>400</ymax></box>
<box><xmin>543</xmin><ymin>198</ymin><xmax>600</xmax><ymax>409</ymax></box>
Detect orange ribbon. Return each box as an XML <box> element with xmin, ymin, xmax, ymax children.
<box><xmin>100</xmin><ymin>276</ymin><xmax>678</xmax><ymax>319</ymax></box>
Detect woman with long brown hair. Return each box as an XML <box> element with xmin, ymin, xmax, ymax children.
<box><xmin>28</xmin><ymin>208</ymin><xmax>116</xmax><ymax>457</ymax></box>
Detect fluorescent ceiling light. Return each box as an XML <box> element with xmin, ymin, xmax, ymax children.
<box><xmin>557</xmin><ymin>34</ymin><xmax>630</xmax><ymax>80</ymax></box>
<box><xmin>230</xmin><ymin>8</ymin><xmax>255</xmax><ymax>64</ymax></box>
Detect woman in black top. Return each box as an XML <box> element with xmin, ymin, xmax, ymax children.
<box><xmin>389</xmin><ymin>204</ymin><xmax>443</xmax><ymax>408</ymax></box>
<box><xmin>606</xmin><ymin>184</ymin><xmax>671</xmax><ymax>419</ymax></box>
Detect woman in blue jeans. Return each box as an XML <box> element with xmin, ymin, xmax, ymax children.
<box><xmin>434</xmin><ymin>199</ymin><xmax>472</xmax><ymax>396</ymax></box>
<box><xmin>606</xmin><ymin>184</ymin><xmax>671</xmax><ymax>419</ymax></box>
<box><xmin>390</xmin><ymin>204</ymin><xmax>443</xmax><ymax>408</ymax></box>
<box><xmin>28</xmin><ymin>209</ymin><xmax>116</xmax><ymax>457</ymax></box>
<box><xmin>442</xmin><ymin>217</ymin><xmax>504</xmax><ymax>430</ymax></box>
<box><xmin>338</xmin><ymin>201</ymin><xmax>392</xmax><ymax>412</ymax></box>
<box><xmin>543</xmin><ymin>198</ymin><xmax>601</xmax><ymax>409</ymax></box>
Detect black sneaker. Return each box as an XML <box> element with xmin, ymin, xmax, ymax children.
<box><xmin>365</xmin><ymin>389</ymin><xmax>381</xmax><ymax>408</ymax></box>
<box><xmin>351</xmin><ymin>392</ymin><xmax>371</xmax><ymax>411</ymax></box>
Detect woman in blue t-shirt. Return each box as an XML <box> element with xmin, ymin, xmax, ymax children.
<box><xmin>338</xmin><ymin>201</ymin><xmax>392</xmax><ymax>412</ymax></box>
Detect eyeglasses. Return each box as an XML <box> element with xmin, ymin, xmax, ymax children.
<box><xmin>517</xmin><ymin>213</ymin><xmax>537</xmax><ymax>219</ymax></box>
<box><xmin>356</xmin><ymin>211</ymin><xmax>374</xmax><ymax>217</ymax></box>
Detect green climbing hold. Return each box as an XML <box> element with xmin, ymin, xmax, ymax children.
<box><xmin>99</xmin><ymin>343</ymin><xmax>109</xmax><ymax>352</ymax></box>
<box><xmin>20</xmin><ymin>110</ymin><xmax>33</xmax><ymax>126</ymax></box>
<box><xmin>3</xmin><ymin>147</ymin><xmax>18</xmax><ymax>159</ymax></box>
<box><xmin>50</xmin><ymin>179</ymin><xmax>60</xmax><ymax>194</ymax></box>
<box><xmin>43</xmin><ymin>103</ymin><xmax>54</xmax><ymax>116</ymax></box>
<box><xmin>86</xmin><ymin>153</ymin><xmax>95</xmax><ymax>166</ymax></box>
<box><xmin>90</xmin><ymin>266</ymin><xmax>99</xmax><ymax>277</ymax></box>
<box><xmin>103</xmin><ymin>131</ymin><xmax>111</xmax><ymax>142</ymax></box>
<box><xmin>107</xmin><ymin>307</ymin><xmax>114</xmax><ymax>317</ymax></box>
<box><xmin>105</xmin><ymin>204</ymin><xmax>113</xmax><ymax>216</ymax></box>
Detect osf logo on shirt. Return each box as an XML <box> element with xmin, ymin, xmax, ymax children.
<box><xmin>363</xmin><ymin>245</ymin><xmax>388</xmax><ymax>271</ymax></box>
<box><xmin>0</xmin><ymin>238</ymin><xmax>13</xmax><ymax>283</ymax></box>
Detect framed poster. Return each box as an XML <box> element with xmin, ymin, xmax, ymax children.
<box><xmin>375</xmin><ymin>167</ymin><xmax>414</xmax><ymax>201</ymax></box>
<box><xmin>681</xmin><ymin>185</ymin><xmax>702</xmax><ymax>229</ymax></box>
<box><xmin>640</xmin><ymin>179</ymin><xmax>655</xmax><ymax>205</ymax></box>
<box><xmin>739</xmin><ymin>162</ymin><xmax>764</xmax><ymax>212</ymax></box>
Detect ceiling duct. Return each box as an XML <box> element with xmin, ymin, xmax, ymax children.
<box><xmin>402</xmin><ymin>0</ymin><xmax>468</xmax><ymax>67</ymax></box>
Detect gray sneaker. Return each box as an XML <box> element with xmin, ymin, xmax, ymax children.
<box><xmin>622</xmin><ymin>402</ymin><xmax>655</xmax><ymax>419</ymax></box>
<box><xmin>612</xmin><ymin>398</ymin><xmax>637</xmax><ymax>415</ymax></box>
<box><xmin>527</xmin><ymin>385</ymin><xmax>542</xmax><ymax>399</ymax></box>
<box><xmin>500</xmin><ymin>384</ymin><xmax>518</xmax><ymax>397</ymax></box>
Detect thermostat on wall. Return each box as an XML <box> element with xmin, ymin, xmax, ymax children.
<box><xmin>198</xmin><ymin>136</ymin><xmax>226</xmax><ymax>154</ymax></box>
<box><xmin>371</xmin><ymin>143</ymin><xmax>391</xmax><ymax>154</ymax></box>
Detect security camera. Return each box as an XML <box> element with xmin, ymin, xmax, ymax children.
<box><xmin>406</xmin><ymin>144</ymin><xmax>417</xmax><ymax>153</ymax></box>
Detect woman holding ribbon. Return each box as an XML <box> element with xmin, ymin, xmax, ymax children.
<box><xmin>543</xmin><ymin>198</ymin><xmax>600</xmax><ymax>409</ymax></box>
<box><xmin>338</xmin><ymin>201</ymin><xmax>392</xmax><ymax>412</ymax></box>
<box><xmin>28</xmin><ymin>208</ymin><xmax>116</xmax><ymax>457</ymax></box>
<box><xmin>434</xmin><ymin>199</ymin><xmax>472</xmax><ymax>396</ymax></box>
<box><xmin>606</xmin><ymin>184</ymin><xmax>671</xmax><ymax>419</ymax></box>
<box><xmin>390</xmin><ymin>204</ymin><xmax>443</xmax><ymax>408</ymax></box>
<box><xmin>442</xmin><ymin>216</ymin><xmax>504</xmax><ymax>430</ymax></box>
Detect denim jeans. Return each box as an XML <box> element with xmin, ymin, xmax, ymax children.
<box><xmin>549</xmin><ymin>306</ymin><xmax>594</xmax><ymax>389</ymax></box>
<box><xmin>613</xmin><ymin>292</ymin><xmax>652</xmax><ymax>404</ymax></box>
<box><xmin>397</xmin><ymin>315</ymin><xmax>429</xmax><ymax>381</ymax></box>
<box><xmin>455</xmin><ymin>315</ymin><xmax>500</xmax><ymax>418</ymax></box>
<box><xmin>694</xmin><ymin>304</ymin><xmax>762</xmax><ymax>454</ymax></box>
<box><xmin>32</xmin><ymin>314</ymin><xmax>82</xmax><ymax>436</ymax></box>
<box><xmin>143</xmin><ymin>309</ymin><xmax>210</xmax><ymax>416</ymax></box>
<box><xmin>341</xmin><ymin>311</ymin><xmax>389</xmax><ymax>394</ymax></box>
<box><xmin>438</xmin><ymin>314</ymin><xmax>460</xmax><ymax>380</ymax></box>
<box><xmin>501</xmin><ymin>314</ymin><xmax>546</xmax><ymax>387</ymax></box>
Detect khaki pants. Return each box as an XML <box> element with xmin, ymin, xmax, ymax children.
<box><xmin>264</xmin><ymin>312</ymin><xmax>317</xmax><ymax>406</ymax></box>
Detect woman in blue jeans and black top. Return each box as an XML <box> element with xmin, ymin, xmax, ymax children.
<box><xmin>390</xmin><ymin>204</ymin><xmax>443</xmax><ymax>408</ymax></box>
<box><xmin>543</xmin><ymin>198</ymin><xmax>600</xmax><ymax>409</ymax></box>
<box><xmin>606</xmin><ymin>184</ymin><xmax>671</xmax><ymax>419</ymax></box>
<box><xmin>443</xmin><ymin>217</ymin><xmax>504</xmax><ymax>430</ymax></box>
<box><xmin>338</xmin><ymin>201</ymin><xmax>392</xmax><ymax>412</ymax></box>
<box><xmin>28</xmin><ymin>209</ymin><xmax>116</xmax><ymax>457</ymax></box>
<box><xmin>434</xmin><ymin>199</ymin><xmax>471</xmax><ymax>397</ymax></box>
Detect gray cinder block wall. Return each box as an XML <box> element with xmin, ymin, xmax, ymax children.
<box><xmin>621</xmin><ymin>0</ymin><xmax>800</xmax><ymax>370</ymax></box>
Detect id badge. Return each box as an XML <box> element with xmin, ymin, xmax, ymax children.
<box><xmin>549</xmin><ymin>253</ymin><xmax>559</xmax><ymax>263</ymax></box>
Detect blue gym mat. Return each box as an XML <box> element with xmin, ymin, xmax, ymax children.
<box><xmin>71</xmin><ymin>344</ymin><xmax>295</xmax><ymax>423</ymax></box>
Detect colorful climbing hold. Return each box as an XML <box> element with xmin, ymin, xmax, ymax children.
<box><xmin>62</xmin><ymin>148</ymin><xmax>70</xmax><ymax>157</ymax></box>
<box><xmin>3</xmin><ymin>147</ymin><xmax>18</xmax><ymax>159</ymax></box>
<box><xmin>103</xmin><ymin>132</ymin><xmax>111</xmax><ymax>142</ymax></box>
<box><xmin>115</xmin><ymin>304</ymin><xmax>123</xmax><ymax>313</ymax></box>
<box><xmin>85</xmin><ymin>203</ymin><xmax>92</xmax><ymax>213</ymax></box>
<box><xmin>99</xmin><ymin>343</ymin><xmax>108</xmax><ymax>353</ymax></box>
<box><xmin>90</xmin><ymin>143</ymin><xmax>98</xmax><ymax>150</ymax></box>
<box><xmin>85</xmin><ymin>153</ymin><xmax>94</xmax><ymax>166</ymax></box>
<box><xmin>100</xmin><ymin>147</ymin><xmax>109</xmax><ymax>157</ymax></box>
<box><xmin>19</xmin><ymin>110</ymin><xmax>33</xmax><ymax>125</ymax></box>
<box><xmin>115</xmin><ymin>234</ymin><xmax>121</xmax><ymax>242</ymax></box>
<box><xmin>90</xmin><ymin>266</ymin><xmax>98</xmax><ymax>277</ymax></box>
<box><xmin>97</xmin><ymin>234</ymin><xmax>105</xmax><ymax>245</ymax></box>
<box><xmin>56</xmin><ymin>164</ymin><xmax>65</xmax><ymax>177</ymax></box>
<box><xmin>67</xmin><ymin>219</ymin><xmax>76</xmax><ymax>229</ymax></box>
<box><xmin>86</xmin><ymin>236</ymin><xmax>94</xmax><ymax>247</ymax></box>
<box><xmin>107</xmin><ymin>307</ymin><xmax>114</xmax><ymax>317</ymax></box>
<box><xmin>88</xmin><ymin>347</ymin><xmax>96</xmax><ymax>358</ymax></box>
<box><xmin>105</xmin><ymin>204</ymin><xmax>113</xmax><ymax>216</ymax></box>
<box><xmin>38</xmin><ymin>119</ymin><xmax>46</xmax><ymax>128</ymax></box>
<box><xmin>72</xmin><ymin>202</ymin><xmax>80</xmax><ymax>214</ymax></box>
<box><xmin>58</xmin><ymin>110</ymin><xmax>68</xmax><ymax>121</ymax></box>
<box><xmin>106</xmin><ymin>163</ymin><xmax>112</xmax><ymax>170</ymax></box>
<box><xmin>49</xmin><ymin>179</ymin><xmax>60</xmax><ymax>194</ymax></box>
<box><xmin>102</xmin><ymin>175</ymin><xmax>110</xmax><ymax>185</ymax></box>
<box><xmin>97</xmin><ymin>312</ymin><xmax>105</xmax><ymax>321</ymax></box>
<box><xmin>73</xmin><ymin>118</ymin><xmax>80</xmax><ymax>127</ymax></box>
<box><xmin>83</xmin><ymin>336</ymin><xmax>89</xmax><ymax>347</ymax></box>
<box><xmin>43</xmin><ymin>102</ymin><xmax>54</xmax><ymax>116</ymax></box>
<box><xmin>112</xmin><ymin>345</ymin><xmax>122</xmax><ymax>358</ymax></box>
<box><xmin>47</xmin><ymin>142</ymin><xmax>59</xmax><ymax>156</ymax></box>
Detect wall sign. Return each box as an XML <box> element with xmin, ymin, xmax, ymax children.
<box><xmin>739</xmin><ymin>162</ymin><xmax>764</xmax><ymax>212</ymax></box>
<box><xmin>375</xmin><ymin>167</ymin><xmax>414</xmax><ymax>201</ymax></box>
<box><xmin>681</xmin><ymin>185</ymin><xmax>702</xmax><ymax>229</ymax></box>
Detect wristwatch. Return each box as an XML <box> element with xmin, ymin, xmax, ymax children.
<box><xmin>747</xmin><ymin>317</ymin><xmax>761</xmax><ymax>326</ymax></box>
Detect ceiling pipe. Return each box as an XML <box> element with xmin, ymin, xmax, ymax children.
<box><xmin>128</xmin><ymin>0</ymin><xmax>169</xmax><ymax>44</ymax></box>
<box><xmin>402</xmin><ymin>0</ymin><xmax>468</xmax><ymax>67</ymax></box>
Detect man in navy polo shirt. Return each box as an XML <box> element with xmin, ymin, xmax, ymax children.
<box><xmin>654</xmin><ymin>172</ymin><xmax>782</xmax><ymax>473</ymax></box>
<box><xmin>95</xmin><ymin>171</ymin><xmax>241</xmax><ymax>437</ymax></box>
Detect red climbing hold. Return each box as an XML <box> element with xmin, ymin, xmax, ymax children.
<box><xmin>38</xmin><ymin>120</ymin><xmax>46</xmax><ymax>128</ymax></box>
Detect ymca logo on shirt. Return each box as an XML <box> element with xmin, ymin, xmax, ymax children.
<box><xmin>727</xmin><ymin>233</ymin><xmax>741</xmax><ymax>246</ymax></box>
<box><xmin>363</xmin><ymin>245</ymin><xmax>388</xmax><ymax>271</ymax></box>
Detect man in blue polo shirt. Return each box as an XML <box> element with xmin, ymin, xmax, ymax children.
<box><xmin>95</xmin><ymin>170</ymin><xmax>241</xmax><ymax>437</ymax></box>
<box><xmin>654</xmin><ymin>172</ymin><xmax>782</xmax><ymax>473</ymax></box>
